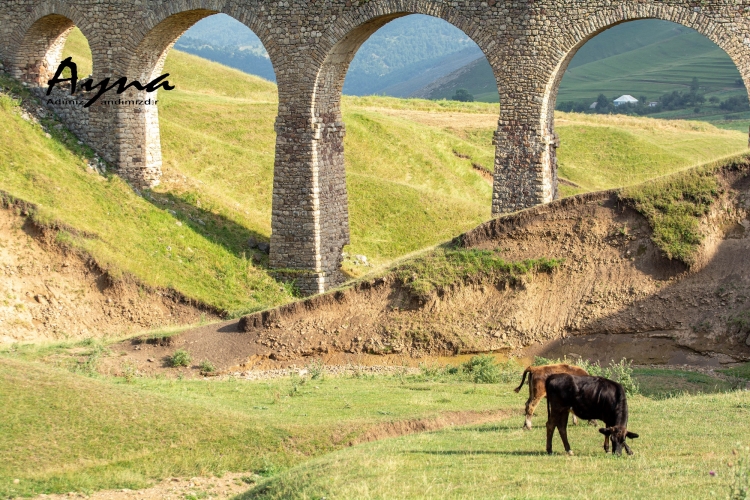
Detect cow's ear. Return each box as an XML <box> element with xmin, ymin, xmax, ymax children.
<box><xmin>626</xmin><ymin>431</ymin><xmax>639</xmax><ymax>439</ymax></box>
<box><xmin>599</xmin><ymin>428</ymin><xmax>612</xmax><ymax>436</ymax></box>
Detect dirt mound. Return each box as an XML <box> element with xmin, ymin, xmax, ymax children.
<box><xmin>111</xmin><ymin>163</ymin><xmax>750</xmax><ymax>376</ymax></box>
<box><xmin>0</xmin><ymin>202</ymin><xmax>219</xmax><ymax>345</ymax></box>
<box><xmin>351</xmin><ymin>410</ymin><xmax>510</xmax><ymax>446</ymax></box>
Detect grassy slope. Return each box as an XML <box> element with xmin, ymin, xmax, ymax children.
<box><xmin>558</xmin><ymin>29</ymin><xmax>743</xmax><ymax>102</ymax></box>
<box><xmin>159</xmin><ymin>50</ymin><xmax>493</xmax><ymax>264</ymax></box>
<box><xmin>0</xmin><ymin>79</ymin><xmax>289</xmax><ymax>316</ymax></box>
<box><xmin>554</xmin><ymin>113</ymin><xmax>748</xmax><ymax>195</ymax></box>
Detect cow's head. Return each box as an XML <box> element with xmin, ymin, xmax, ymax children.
<box><xmin>599</xmin><ymin>426</ymin><xmax>639</xmax><ymax>456</ymax></box>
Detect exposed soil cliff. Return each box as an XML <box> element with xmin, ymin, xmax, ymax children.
<box><xmin>0</xmin><ymin>199</ymin><xmax>219</xmax><ymax>344</ymax></box>
<box><xmin>113</xmin><ymin>161</ymin><xmax>750</xmax><ymax>375</ymax></box>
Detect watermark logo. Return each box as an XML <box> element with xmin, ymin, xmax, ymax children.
<box><xmin>46</xmin><ymin>57</ymin><xmax>175</xmax><ymax>108</ymax></box>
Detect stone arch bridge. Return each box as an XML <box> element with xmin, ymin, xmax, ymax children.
<box><xmin>2</xmin><ymin>0</ymin><xmax>749</xmax><ymax>294</ymax></box>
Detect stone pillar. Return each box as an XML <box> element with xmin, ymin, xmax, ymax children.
<box><xmin>493</xmin><ymin>86</ymin><xmax>559</xmax><ymax>216</ymax></box>
<box><xmin>269</xmin><ymin>103</ymin><xmax>350</xmax><ymax>296</ymax></box>
<box><xmin>112</xmin><ymin>98</ymin><xmax>163</xmax><ymax>190</ymax></box>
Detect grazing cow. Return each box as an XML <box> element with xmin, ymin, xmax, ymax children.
<box><xmin>514</xmin><ymin>363</ymin><xmax>590</xmax><ymax>429</ymax></box>
<box><xmin>544</xmin><ymin>373</ymin><xmax>639</xmax><ymax>456</ymax></box>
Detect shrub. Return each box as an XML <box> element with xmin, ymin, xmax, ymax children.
<box><xmin>462</xmin><ymin>355</ymin><xmax>501</xmax><ymax>384</ymax></box>
<box><xmin>198</xmin><ymin>360</ymin><xmax>216</xmax><ymax>373</ymax></box>
<box><xmin>307</xmin><ymin>359</ymin><xmax>325</xmax><ymax>380</ymax></box>
<box><xmin>415</xmin><ymin>356</ymin><xmax>519</xmax><ymax>384</ymax></box>
<box><xmin>452</xmin><ymin>89</ymin><xmax>474</xmax><ymax>102</ymax></box>
<box><xmin>170</xmin><ymin>349</ymin><xmax>192</xmax><ymax>367</ymax></box>
<box><xmin>607</xmin><ymin>359</ymin><xmax>639</xmax><ymax>395</ymax></box>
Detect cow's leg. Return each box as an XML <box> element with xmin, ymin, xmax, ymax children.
<box><xmin>624</xmin><ymin>443</ymin><xmax>633</xmax><ymax>456</ymax></box>
<box><xmin>546</xmin><ymin>416</ymin><xmax>556</xmax><ymax>454</ymax></box>
<box><xmin>523</xmin><ymin>375</ymin><xmax>537</xmax><ymax>430</ymax></box>
<box><xmin>571</xmin><ymin>410</ymin><xmax>578</xmax><ymax>426</ymax></box>
<box><xmin>557</xmin><ymin>411</ymin><xmax>573</xmax><ymax>455</ymax></box>
<box><xmin>525</xmin><ymin>393</ymin><xmax>544</xmax><ymax>430</ymax></box>
<box><xmin>603</xmin><ymin>434</ymin><xmax>610</xmax><ymax>453</ymax></box>
<box><xmin>523</xmin><ymin>396</ymin><xmax>534</xmax><ymax>430</ymax></box>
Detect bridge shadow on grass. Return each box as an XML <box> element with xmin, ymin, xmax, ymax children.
<box><xmin>142</xmin><ymin>189</ymin><xmax>273</xmax><ymax>266</ymax></box>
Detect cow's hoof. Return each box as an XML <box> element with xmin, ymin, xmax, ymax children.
<box><xmin>522</xmin><ymin>425</ymin><xmax>532</xmax><ymax>431</ymax></box>
<box><xmin>566</xmin><ymin>450</ymin><xmax>574</xmax><ymax>456</ymax></box>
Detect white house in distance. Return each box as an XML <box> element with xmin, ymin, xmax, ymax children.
<box><xmin>614</xmin><ymin>95</ymin><xmax>638</xmax><ymax>106</ymax></box>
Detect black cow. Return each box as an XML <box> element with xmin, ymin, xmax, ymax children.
<box><xmin>544</xmin><ymin>373</ymin><xmax>639</xmax><ymax>456</ymax></box>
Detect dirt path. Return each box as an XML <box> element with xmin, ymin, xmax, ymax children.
<box><xmin>31</xmin><ymin>473</ymin><xmax>252</xmax><ymax>500</ymax></box>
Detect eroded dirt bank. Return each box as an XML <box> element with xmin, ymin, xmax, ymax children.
<box><xmin>114</xmin><ymin>164</ymin><xmax>750</xmax><ymax>375</ymax></box>
<box><xmin>0</xmin><ymin>204</ymin><xmax>219</xmax><ymax>344</ymax></box>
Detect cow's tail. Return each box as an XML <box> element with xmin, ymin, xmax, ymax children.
<box><xmin>547</xmin><ymin>395</ymin><xmax>551</xmax><ymax>419</ymax></box>
<box><xmin>514</xmin><ymin>367</ymin><xmax>531</xmax><ymax>393</ymax></box>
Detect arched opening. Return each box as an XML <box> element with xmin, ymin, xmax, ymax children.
<box><xmin>124</xmin><ymin>12</ymin><xmax>280</xmax><ymax>254</ymax></box>
<box><xmin>311</xmin><ymin>13</ymin><xmax>499</xmax><ymax>278</ymax></box>
<box><xmin>13</xmin><ymin>14</ymin><xmax>92</xmax><ymax>85</ymax></box>
<box><xmin>544</xmin><ymin>18</ymin><xmax>750</xmax><ymax>198</ymax></box>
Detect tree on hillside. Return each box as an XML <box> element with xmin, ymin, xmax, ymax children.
<box><xmin>452</xmin><ymin>89</ymin><xmax>474</xmax><ymax>102</ymax></box>
<box><xmin>595</xmin><ymin>94</ymin><xmax>612</xmax><ymax>113</ymax></box>
<box><xmin>690</xmin><ymin>77</ymin><xmax>700</xmax><ymax>94</ymax></box>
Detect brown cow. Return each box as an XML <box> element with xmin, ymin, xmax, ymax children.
<box><xmin>514</xmin><ymin>363</ymin><xmax>590</xmax><ymax>430</ymax></box>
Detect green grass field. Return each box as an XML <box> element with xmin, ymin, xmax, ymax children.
<box><xmin>242</xmin><ymin>389</ymin><xmax>749</xmax><ymax>499</ymax></box>
<box><xmin>1</xmin><ymin>346</ymin><xmax>748</xmax><ymax>498</ymax></box>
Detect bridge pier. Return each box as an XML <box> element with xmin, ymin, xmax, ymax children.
<box><xmin>268</xmin><ymin>86</ymin><xmax>351</xmax><ymax>296</ymax></box>
<box><xmin>492</xmin><ymin>121</ymin><xmax>559</xmax><ymax>216</ymax></box>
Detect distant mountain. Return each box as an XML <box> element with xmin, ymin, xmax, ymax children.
<box><xmin>176</xmin><ymin>15</ymin><xmax>275</xmax><ymax>81</ymax></box>
<box><xmin>415</xmin><ymin>20</ymin><xmax>745</xmax><ymax>106</ymax></box>
<box><xmin>175</xmin><ymin>13</ymin><xmax>481</xmax><ymax>95</ymax></box>
<box><xmin>412</xmin><ymin>57</ymin><xmax>496</xmax><ymax>102</ymax></box>
<box><xmin>342</xmin><ymin>15</ymin><xmax>480</xmax><ymax>95</ymax></box>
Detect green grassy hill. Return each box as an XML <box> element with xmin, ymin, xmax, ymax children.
<box><xmin>558</xmin><ymin>22</ymin><xmax>743</xmax><ymax>103</ymax></box>
<box><xmin>554</xmin><ymin>113</ymin><xmax>748</xmax><ymax>195</ymax></box>
<box><xmin>424</xmin><ymin>20</ymin><xmax>748</xmax><ymax>125</ymax></box>
<box><xmin>0</xmin><ymin>28</ymin><xmax>745</xmax><ymax>317</ymax></box>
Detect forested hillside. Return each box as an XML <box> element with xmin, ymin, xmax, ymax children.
<box><xmin>176</xmin><ymin>13</ymin><xmax>483</xmax><ymax>96</ymax></box>
<box><xmin>419</xmin><ymin>20</ymin><xmax>749</xmax><ymax>129</ymax></box>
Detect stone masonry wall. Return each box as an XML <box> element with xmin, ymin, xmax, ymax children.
<box><xmin>1</xmin><ymin>0</ymin><xmax>750</xmax><ymax>296</ymax></box>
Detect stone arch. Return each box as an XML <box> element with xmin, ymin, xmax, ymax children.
<box><xmin>8</xmin><ymin>4</ymin><xmax>94</xmax><ymax>85</ymax></box>
<box><xmin>538</xmin><ymin>5</ymin><xmax>750</xmax><ymax>199</ymax></box>
<box><xmin>303</xmin><ymin>0</ymin><xmax>497</xmax><ymax>283</ymax></box>
<box><xmin>117</xmin><ymin>5</ymin><xmax>278</xmax><ymax>189</ymax></box>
